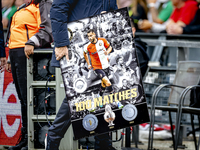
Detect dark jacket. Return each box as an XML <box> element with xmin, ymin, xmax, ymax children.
<box><xmin>0</xmin><ymin>1</ymin><xmax>6</xmax><ymax>57</ymax></box>
<box><xmin>183</xmin><ymin>4</ymin><xmax>200</xmax><ymax>34</ymax></box>
<box><xmin>50</xmin><ymin>0</ymin><xmax>118</xmax><ymax>67</ymax></box>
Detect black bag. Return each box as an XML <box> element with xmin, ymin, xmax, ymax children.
<box><xmin>189</xmin><ymin>81</ymin><xmax>200</xmax><ymax>108</ymax></box>
<box><xmin>134</xmin><ymin>36</ymin><xmax>149</xmax><ymax>78</ymax></box>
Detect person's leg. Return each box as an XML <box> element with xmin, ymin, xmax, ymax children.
<box><xmin>93</xmin><ymin>69</ymin><xmax>115</xmax><ymax>149</ymax></box>
<box><xmin>103</xmin><ymin>68</ymin><xmax>115</xmax><ymax>94</ymax></box>
<box><xmin>8</xmin><ymin>48</ymin><xmax>28</xmax><ymax>150</ymax></box>
<box><xmin>46</xmin><ymin>98</ymin><xmax>71</xmax><ymax>150</ymax></box>
<box><xmin>99</xmin><ymin>81</ymin><xmax>106</xmax><ymax>96</ymax></box>
<box><xmin>95</xmin><ymin>133</ymin><xmax>115</xmax><ymax>150</ymax></box>
<box><xmin>102</xmin><ymin>76</ymin><xmax>114</xmax><ymax>93</ymax></box>
<box><xmin>14</xmin><ymin>49</ymin><xmax>27</xmax><ymax>130</ymax></box>
<box><xmin>94</xmin><ymin>69</ymin><xmax>113</xmax><ymax>96</ymax></box>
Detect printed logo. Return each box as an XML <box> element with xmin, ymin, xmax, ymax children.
<box><xmin>0</xmin><ymin>48</ymin><xmax>21</xmax><ymax>146</ymax></box>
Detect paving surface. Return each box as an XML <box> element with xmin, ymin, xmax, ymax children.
<box><xmin>132</xmin><ymin>138</ymin><xmax>196</xmax><ymax>150</ymax></box>
<box><xmin>0</xmin><ymin>136</ymin><xmax>197</xmax><ymax>150</ymax></box>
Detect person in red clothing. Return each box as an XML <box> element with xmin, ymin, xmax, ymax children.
<box><xmin>166</xmin><ymin>0</ymin><xmax>198</xmax><ymax>34</ymax></box>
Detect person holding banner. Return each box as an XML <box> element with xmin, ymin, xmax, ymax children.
<box><xmin>47</xmin><ymin>0</ymin><xmax>118</xmax><ymax>150</ymax></box>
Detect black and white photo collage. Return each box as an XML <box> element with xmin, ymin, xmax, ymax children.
<box><xmin>60</xmin><ymin>8</ymin><xmax>145</xmax><ymax>120</ymax></box>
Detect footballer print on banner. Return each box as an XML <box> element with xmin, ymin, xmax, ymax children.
<box><xmin>60</xmin><ymin>8</ymin><xmax>149</xmax><ymax>140</ymax></box>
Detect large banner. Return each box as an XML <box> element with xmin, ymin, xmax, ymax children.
<box><xmin>60</xmin><ymin>8</ymin><xmax>149</xmax><ymax>140</ymax></box>
<box><xmin>0</xmin><ymin>48</ymin><xmax>21</xmax><ymax>146</ymax></box>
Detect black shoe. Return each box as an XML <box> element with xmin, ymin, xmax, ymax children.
<box><xmin>8</xmin><ymin>127</ymin><xmax>27</xmax><ymax>150</ymax></box>
<box><xmin>45</xmin><ymin>135</ymin><xmax>60</xmax><ymax>150</ymax></box>
<box><xmin>8</xmin><ymin>136</ymin><xmax>27</xmax><ymax>150</ymax></box>
<box><xmin>21</xmin><ymin>145</ymin><xmax>28</xmax><ymax>150</ymax></box>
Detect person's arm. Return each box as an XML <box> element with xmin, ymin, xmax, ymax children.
<box><xmin>166</xmin><ymin>19</ymin><xmax>175</xmax><ymax>32</ymax></box>
<box><xmin>83</xmin><ymin>52</ymin><xmax>92</xmax><ymax>69</ymax></box>
<box><xmin>176</xmin><ymin>21</ymin><xmax>186</xmax><ymax>27</ymax></box>
<box><xmin>183</xmin><ymin>25</ymin><xmax>200</xmax><ymax>34</ymax></box>
<box><xmin>166</xmin><ymin>19</ymin><xmax>186</xmax><ymax>34</ymax></box>
<box><xmin>51</xmin><ymin>0</ymin><xmax>78</xmax><ymax>48</ymax></box>
<box><xmin>151</xmin><ymin>21</ymin><xmax>168</xmax><ymax>33</ymax></box>
<box><xmin>138</xmin><ymin>19</ymin><xmax>153</xmax><ymax>31</ymax></box>
<box><xmin>25</xmin><ymin>0</ymin><xmax>53</xmax><ymax>47</ymax></box>
<box><xmin>50</xmin><ymin>0</ymin><xmax>78</xmax><ymax>61</ymax></box>
<box><xmin>158</xmin><ymin>1</ymin><xmax>173</xmax><ymax>23</ymax></box>
<box><xmin>126</xmin><ymin>52</ymin><xmax>133</xmax><ymax>67</ymax></box>
<box><xmin>105</xmin><ymin>46</ymin><xmax>112</xmax><ymax>55</ymax></box>
<box><xmin>102</xmin><ymin>38</ymin><xmax>112</xmax><ymax>55</ymax></box>
<box><xmin>2</xmin><ymin>6</ymin><xmax>17</xmax><ymax>29</ymax></box>
<box><xmin>147</xmin><ymin>0</ymin><xmax>163</xmax><ymax>24</ymax></box>
<box><xmin>170</xmin><ymin>24</ymin><xmax>200</xmax><ymax>35</ymax></box>
<box><xmin>25</xmin><ymin>0</ymin><xmax>53</xmax><ymax>58</ymax></box>
<box><xmin>108</xmin><ymin>0</ymin><xmax>118</xmax><ymax>10</ymax></box>
<box><xmin>149</xmin><ymin>7</ymin><xmax>164</xmax><ymax>24</ymax></box>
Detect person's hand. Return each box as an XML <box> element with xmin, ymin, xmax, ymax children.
<box><xmin>6</xmin><ymin>63</ymin><xmax>11</xmax><ymax>73</ymax></box>
<box><xmin>132</xmin><ymin>27</ymin><xmax>136</xmax><ymax>37</ymax></box>
<box><xmin>172</xmin><ymin>25</ymin><xmax>183</xmax><ymax>34</ymax></box>
<box><xmin>167</xmin><ymin>24</ymin><xmax>176</xmax><ymax>34</ymax></box>
<box><xmin>24</xmin><ymin>45</ymin><xmax>34</xmax><ymax>59</ymax></box>
<box><xmin>166</xmin><ymin>24</ymin><xmax>173</xmax><ymax>34</ymax></box>
<box><xmin>104</xmin><ymin>50</ymin><xmax>108</xmax><ymax>55</ymax></box>
<box><xmin>138</xmin><ymin>19</ymin><xmax>152</xmax><ymax>30</ymax></box>
<box><xmin>55</xmin><ymin>46</ymin><xmax>69</xmax><ymax>61</ymax></box>
<box><xmin>0</xmin><ymin>57</ymin><xmax>7</xmax><ymax>72</ymax></box>
<box><xmin>88</xmin><ymin>64</ymin><xmax>92</xmax><ymax>69</ymax></box>
<box><xmin>167</xmin><ymin>24</ymin><xmax>183</xmax><ymax>35</ymax></box>
<box><xmin>101</xmin><ymin>11</ymin><xmax>106</xmax><ymax>14</ymax></box>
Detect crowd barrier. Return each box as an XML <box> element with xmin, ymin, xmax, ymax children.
<box><xmin>138</xmin><ymin>33</ymin><xmax>200</xmax><ymax>149</ymax></box>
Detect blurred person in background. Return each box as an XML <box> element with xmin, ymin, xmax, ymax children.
<box><xmin>6</xmin><ymin>0</ymin><xmax>52</xmax><ymax>150</ymax></box>
<box><xmin>147</xmin><ymin>0</ymin><xmax>173</xmax><ymax>24</ymax></box>
<box><xmin>166</xmin><ymin>0</ymin><xmax>198</xmax><ymax>34</ymax></box>
<box><xmin>138</xmin><ymin>0</ymin><xmax>174</xmax><ymax>32</ymax></box>
<box><xmin>117</xmin><ymin>0</ymin><xmax>132</xmax><ymax>8</ymax></box>
<box><xmin>129</xmin><ymin>0</ymin><xmax>148</xmax><ymax>32</ymax></box>
<box><xmin>115</xmin><ymin>1</ymin><xmax>149</xmax><ymax>76</ymax></box>
<box><xmin>1</xmin><ymin>0</ymin><xmax>17</xmax><ymax>29</ymax></box>
<box><xmin>0</xmin><ymin>0</ymin><xmax>6</xmax><ymax>72</ymax></box>
<box><xmin>167</xmin><ymin>0</ymin><xmax>200</xmax><ymax>34</ymax></box>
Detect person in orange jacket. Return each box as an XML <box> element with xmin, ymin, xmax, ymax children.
<box><xmin>6</xmin><ymin>0</ymin><xmax>53</xmax><ymax>149</ymax></box>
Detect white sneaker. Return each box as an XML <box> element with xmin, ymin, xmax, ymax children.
<box><xmin>44</xmin><ymin>135</ymin><xmax>47</xmax><ymax>150</ymax></box>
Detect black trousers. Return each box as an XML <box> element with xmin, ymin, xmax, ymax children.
<box><xmin>9</xmin><ymin>48</ymin><xmax>27</xmax><ymax>131</ymax></box>
<box><xmin>48</xmin><ymin>97</ymin><xmax>112</xmax><ymax>149</ymax></box>
<box><xmin>48</xmin><ymin>98</ymin><xmax>71</xmax><ymax>142</ymax></box>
